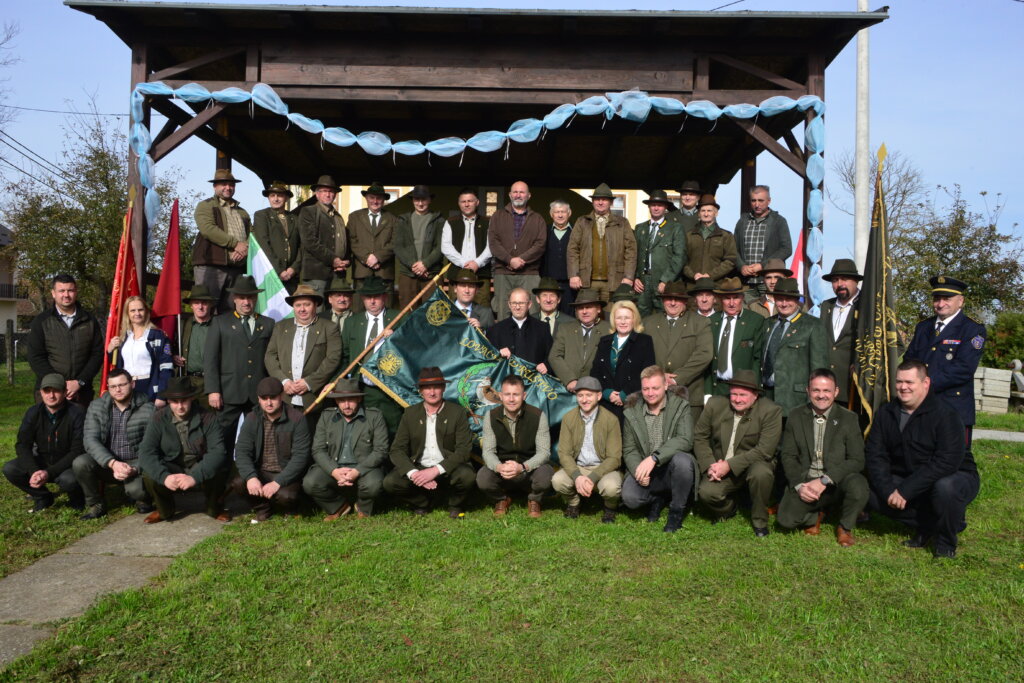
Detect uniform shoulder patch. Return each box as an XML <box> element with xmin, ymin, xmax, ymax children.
<box><xmin>971</xmin><ymin>335</ymin><xmax>985</xmax><ymax>350</ymax></box>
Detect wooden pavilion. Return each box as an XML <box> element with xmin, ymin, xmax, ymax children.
<box><xmin>67</xmin><ymin>1</ymin><xmax>888</xmax><ymax>279</ymax></box>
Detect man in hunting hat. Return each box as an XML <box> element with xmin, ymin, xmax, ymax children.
<box><xmin>689</xmin><ymin>277</ymin><xmax>718</xmax><ymax>318</ymax></box>
<box><xmin>264</xmin><ymin>284</ymin><xmax>342</xmax><ymax>427</ymax></box>
<box><xmin>449</xmin><ymin>268</ymin><xmax>494</xmax><ymax>333</ymax></box>
<box><xmin>348</xmin><ymin>181</ymin><xmax>397</xmax><ymax>308</ymax></box>
<box><xmin>325</xmin><ymin>276</ymin><xmax>356</xmax><ymax>336</ymax></box>
<box><xmin>3</xmin><ymin>372</ymin><xmax>86</xmax><ymax>513</ymax></box>
<box><xmin>633</xmin><ymin>189</ymin><xmax>686</xmax><ymax>317</ymax></box>
<box><xmin>442</xmin><ymin>187</ymin><xmax>493</xmax><ymax>309</ymax></box>
<box><xmin>488</xmin><ymin>180</ymin><xmax>548</xmax><ymax>320</ymax></box>
<box><xmin>748</xmin><ymin>258</ymin><xmax>793</xmax><ymax>319</ymax></box>
<box><xmin>643</xmin><ymin>281</ymin><xmax>713</xmax><ymax>423</ymax></box>
<box><xmin>204</xmin><ymin>275</ymin><xmax>276</xmax><ymax>455</ymax></box>
<box><xmin>230</xmin><ymin>376</ymin><xmax>310</xmax><ymax>522</ymax></box>
<box><xmin>734</xmin><ymin>185</ymin><xmax>792</xmax><ymax>298</ymax></box>
<box><xmin>340</xmin><ymin>276</ymin><xmax>402</xmax><ymax>435</ymax></box>
<box><xmin>252</xmin><ymin>181</ymin><xmax>301</xmax><ymax>295</ymax></box>
<box><xmin>567</xmin><ymin>183</ymin><xmax>637</xmax><ymax>304</ymax></box>
<box><xmin>540</xmin><ymin>199</ymin><xmax>575</xmax><ymax>314</ymax></box>
<box><xmin>676</xmin><ymin>181</ymin><xmax>702</xmax><ymax>231</ymax></box>
<box><xmin>548</xmin><ymin>288</ymin><xmax>604</xmax><ymax>391</ymax></box>
<box><xmin>193</xmin><ymin>168</ymin><xmax>250</xmax><ymax>312</ymax></box>
<box><xmin>761</xmin><ymin>277</ymin><xmax>828</xmax><ymax>417</ymax></box>
<box><xmin>173</xmin><ymin>284</ymin><xmax>216</xmax><ymax>403</ymax></box>
<box><xmin>477</xmin><ymin>374</ymin><xmax>554</xmax><ymax>518</ymax></box>
<box><xmin>694</xmin><ymin>369</ymin><xmax>783</xmax><ymax>537</ymax></box>
<box><xmin>304</xmin><ymin>378</ymin><xmax>389</xmax><ymax>520</ymax></box>
<box><xmin>298</xmin><ymin>175</ymin><xmax>349</xmax><ymax>298</ymax></box>
<box><xmin>706</xmin><ymin>278</ymin><xmax>766</xmax><ymax>398</ymax></box>
<box><xmin>682</xmin><ymin>194</ymin><xmax>737</xmax><ymax>287</ymax></box>
<box><xmin>904</xmin><ymin>275</ymin><xmax>986</xmax><ymax>441</ymax></box>
<box><xmin>384</xmin><ymin>367</ymin><xmax>476</xmax><ymax>517</ymax></box>
<box><xmin>532</xmin><ymin>277</ymin><xmax>567</xmax><ymax>338</ymax></box>
<box><xmin>138</xmin><ymin>376</ymin><xmax>231</xmax><ymax>524</ymax></box>
<box><xmin>819</xmin><ymin>259</ymin><xmax>863</xmax><ymax>404</ymax></box>
<box><xmin>394</xmin><ymin>184</ymin><xmax>445</xmax><ymax>309</ymax></box>
<box><xmin>777</xmin><ymin>368</ymin><xmax>868</xmax><ymax>547</ymax></box>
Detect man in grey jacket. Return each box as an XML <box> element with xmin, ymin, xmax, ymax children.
<box><xmin>621</xmin><ymin>365</ymin><xmax>698</xmax><ymax>532</ymax></box>
<box><xmin>734</xmin><ymin>185</ymin><xmax>792</xmax><ymax>299</ymax></box>
<box><xmin>74</xmin><ymin>368</ymin><xmax>155</xmax><ymax>519</ymax></box>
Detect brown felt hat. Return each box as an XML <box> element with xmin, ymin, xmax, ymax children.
<box><xmin>417</xmin><ymin>367</ymin><xmax>447</xmax><ymax>388</ymax></box>
<box><xmin>697</xmin><ymin>194</ymin><xmax>720</xmax><ymax>209</ymax></box>
<box><xmin>590</xmin><ymin>183</ymin><xmax>615</xmax><ymax>200</ymax></box>
<box><xmin>772</xmin><ymin>278</ymin><xmax>802</xmax><ymax>299</ymax></box>
<box><xmin>262</xmin><ymin>181</ymin><xmax>293</xmax><ymax>198</ymax></box>
<box><xmin>448</xmin><ymin>268</ymin><xmax>482</xmax><ymax>286</ymax></box>
<box><xmin>762</xmin><ymin>258</ymin><xmax>793</xmax><ymax>277</ymax></box>
<box><xmin>643</xmin><ymin>189</ymin><xmax>675</xmax><ymax>207</ymax></box>
<box><xmin>725</xmin><ymin>369</ymin><xmax>762</xmax><ymax>394</ymax></box>
<box><xmin>657</xmin><ymin>281</ymin><xmax>689</xmax><ymax>299</ymax></box>
<box><xmin>569</xmin><ymin>289</ymin><xmax>603</xmax><ymax>307</ymax></box>
<box><xmin>714</xmin><ymin>278</ymin><xmax>749</xmax><ymax>295</ymax></box>
<box><xmin>688</xmin><ymin>277</ymin><xmax>718</xmax><ymax>294</ymax></box>
<box><xmin>310</xmin><ymin>175</ymin><xmax>341</xmax><ymax>192</ymax></box>
<box><xmin>532</xmin><ymin>277</ymin><xmax>563</xmax><ymax>295</ymax></box>
<box><xmin>327</xmin><ymin>378</ymin><xmax>365</xmax><ymax>399</ymax></box>
<box><xmin>209</xmin><ymin>169</ymin><xmax>242</xmax><ymax>184</ymax></box>
<box><xmin>159</xmin><ymin>376</ymin><xmax>200</xmax><ymax>400</ymax></box>
<box><xmin>285</xmin><ymin>284</ymin><xmax>324</xmax><ymax>307</ymax></box>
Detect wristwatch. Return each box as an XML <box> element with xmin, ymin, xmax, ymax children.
<box><xmin>651</xmin><ymin>454</ymin><xmax>660</xmax><ymax>466</ymax></box>
<box><xmin>820</xmin><ymin>475</ymin><xmax>832</xmax><ymax>486</ymax></box>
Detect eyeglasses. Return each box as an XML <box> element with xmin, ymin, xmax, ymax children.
<box><xmin>107</xmin><ymin>382</ymin><xmax>131</xmax><ymax>390</ymax></box>
<box><xmin>509</xmin><ymin>301</ymin><xmax>529</xmax><ymax>306</ymax></box>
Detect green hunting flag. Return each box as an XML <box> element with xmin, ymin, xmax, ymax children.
<box><xmin>853</xmin><ymin>144</ymin><xmax>902</xmax><ymax>432</ymax></box>
<box><xmin>361</xmin><ymin>288</ymin><xmax>577</xmax><ymax>441</ymax></box>
<box><xmin>247</xmin><ymin>233</ymin><xmax>292</xmax><ymax>321</ymax></box>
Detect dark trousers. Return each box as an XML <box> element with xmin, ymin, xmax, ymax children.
<box><xmin>554</xmin><ymin>279</ymin><xmax>576</xmax><ymax>315</ymax></box>
<box><xmin>777</xmin><ymin>472</ymin><xmax>869</xmax><ymax>531</ymax></box>
<box><xmin>364</xmin><ymin>384</ymin><xmax>402</xmax><ymax>438</ymax></box>
<box><xmin>622</xmin><ymin>453</ymin><xmax>697</xmax><ymax>512</ymax></box>
<box><xmin>194</xmin><ymin>264</ymin><xmax>244</xmax><ymax>314</ymax></box>
<box><xmin>476</xmin><ymin>463</ymin><xmax>554</xmax><ymax>503</ymax></box>
<box><xmin>303</xmin><ymin>465</ymin><xmax>384</xmax><ymax>515</ymax></box>
<box><xmin>397</xmin><ymin>273</ymin><xmax>437</xmax><ymax>310</ymax></box>
<box><xmin>143</xmin><ymin>461</ymin><xmax>229</xmax><ymax>519</ymax></box>
<box><xmin>698</xmin><ymin>460</ymin><xmax>774</xmax><ymax>527</ymax></box>
<box><xmin>635</xmin><ymin>272</ymin><xmax>664</xmax><ymax>318</ymax></box>
<box><xmin>3</xmin><ymin>458</ymin><xmax>82</xmax><ymax>506</ymax></box>
<box><xmin>868</xmin><ymin>471</ymin><xmax>980</xmax><ymax>553</ymax></box>
<box><xmin>383</xmin><ymin>462</ymin><xmax>475</xmax><ymax>510</ymax></box>
<box><xmin>72</xmin><ymin>454</ymin><xmax>149</xmax><ymax>507</ymax></box>
<box><xmin>229</xmin><ymin>469</ymin><xmax>302</xmax><ymax>517</ymax></box>
<box><xmin>218</xmin><ymin>400</ymin><xmax>254</xmax><ymax>457</ymax></box>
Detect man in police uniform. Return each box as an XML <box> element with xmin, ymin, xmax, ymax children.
<box><xmin>904</xmin><ymin>276</ymin><xmax>986</xmax><ymax>445</ymax></box>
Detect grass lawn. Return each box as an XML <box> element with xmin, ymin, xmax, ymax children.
<box><xmin>0</xmin><ymin>363</ymin><xmax>129</xmax><ymax>579</ymax></box>
<box><xmin>976</xmin><ymin>411</ymin><xmax>1024</xmax><ymax>432</ymax></box>
<box><xmin>3</xmin><ymin>438</ymin><xmax>1023</xmax><ymax>680</ymax></box>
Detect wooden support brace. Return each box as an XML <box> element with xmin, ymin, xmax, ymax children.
<box><xmin>151</xmin><ymin>103</ymin><xmax>227</xmax><ymax>162</ymax></box>
<box><xmin>727</xmin><ymin>117</ymin><xmax>807</xmax><ymax>181</ymax></box>
<box><xmin>148</xmin><ymin>46</ymin><xmax>246</xmax><ymax>82</ymax></box>
<box><xmin>708</xmin><ymin>53</ymin><xmax>806</xmax><ymax>91</ymax></box>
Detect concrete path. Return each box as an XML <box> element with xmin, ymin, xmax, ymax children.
<box><xmin>0</xmin><ymin>493</ymin><xmax>243</xmax><ymax>669</ymax></box>
<box><xmin>974</xmin><ymin>428</ymin><xmax>1024</xmax><ymax>443</ymax></box>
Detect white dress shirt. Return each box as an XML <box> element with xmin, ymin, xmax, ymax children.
<box><xmin>289</xmin><ymin>320</ymin><xmax>313</xmax><ymax>406</ymax></box>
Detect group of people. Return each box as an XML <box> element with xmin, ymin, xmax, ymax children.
<box><xmin>4</xmin><ymin>177</ymin><xmax>986</xmax><ymax>559</ymax></box>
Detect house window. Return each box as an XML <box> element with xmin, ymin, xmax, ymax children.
<box><xmin>611</xmin><ymin>194</ymin><xmax>627</xmax><ymax>218</ymax></box>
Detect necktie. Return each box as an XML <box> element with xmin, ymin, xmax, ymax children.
<box><xmin>717</xmin><ymin>316</ymin><xmax>732</xmax><ymax>374</ymax></box>
<box><xmin>544</xmin><ymin>315</ymin><xmax>552</xmax><ymax>334</ymax></box>
<box><xmin>763</xmin><ymin>317</ymin><xmax>787</xmax><ymax>385</ymax></box>
<box><xmin>242</xmin><ymin>316</ymin><xmax>252</xmax><ymax>340</ymax></box>
<box><xmin>935</xmin><ymin>321</ymin><xmax>944</xmax><ymax>337</ymax></box>
<box><xmin>371</xmin><ymin>214</ymin><xmax>379</xmax><ymax>230</ymax></box>
<box><xmin>368</xmin><ymin>317</ymin><xmax>379</xmax><ymax>345</ymax></box>
<box><xmin>668</xmin><ymin>317</ymin><xmax>676</xmax><ymax>328</ymax></box>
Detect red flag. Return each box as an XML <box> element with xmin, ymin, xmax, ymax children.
<box><xmin>789</xmin><ymin>226</ymin><xmax>807</xmax><ymax>298</ymax></box>
<box><xmin>151</xmin><ymin>198</ymin><xmax>181</xmax><ymax>341</ymax></box>
<box><xmin>101</xmin><ymin>205</ymin><xmax>141</xmax><ymax>393</ymax></box>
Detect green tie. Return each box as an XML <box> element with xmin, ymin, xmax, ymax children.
<box><xmin>717</xmin><ymin>316</ymin><xmax>732</xmax><ymax>374</ymax></box>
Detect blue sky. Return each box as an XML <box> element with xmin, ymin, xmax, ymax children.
<box><xmin>2</xmin><ymin>0</ymin><xmax>1021</xmax><ymax>270</ymax></box>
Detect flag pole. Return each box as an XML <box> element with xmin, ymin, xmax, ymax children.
<box><xmin>305</xmin><ymin>264</ymin><xmax>452</xmax><ymax>415</ymax></box>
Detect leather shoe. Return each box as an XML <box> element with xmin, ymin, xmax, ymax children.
<box><xmin>753</xmin><ymin>526</ymin><xmax>770</xmax><ymax>538</ymax></box>
<box><xmin>836</xmin><ymin>525</ymin><xmax>855</xmax><ymax>548</ymax></box>
<box><xmin>448</xmin><ymin>507</ymin><xmax>464</xmax><ymax>519</ymax></box>
<box><xmin>663</xmin><ymin>508</ymin><xmax>685</xmax><ymax>533</ymax></box>
<box><xmin>213</xmin><ymin>511</ymin><xmax>233</xmax><ymax>523</ymax></box>
<box><xmin>933</xmin><ymin>548</ymin><xmax>957</xmax><ymax>559</ymax></box>
<box><xmin>412</xmin><ymin>507</ymin><xmax>430</xmax><ymax>516</ymax></box>
<box><xmin>324</xmin><ymin>503</ymin><xmax>353</xmax><ymax>522</ymax></box>
<box><xmin>29</xmin><ymin>494</ymin><xmax>54</xmax><ymax>514</ymax></box>
<box><xmin>601</xmin><ymin>507</ymin><xmax>617</xmax><ymax>524</ymax></box>
<box><xmin>803</xmin><ymin>511</ymin><xmax>826</xmax><ymax>536</ymax></box>
<box><xmin>493</xmin><ymin>496</ymin><xmax>512</xmax><ymax>516</ymax></box>
<box><xmin>563</xmin><ymin>505</ymin><xmax>580</xmax><ymax>519</ymax></box>
<box><xmin>356</xmin><ymin>505</ymin><xmax>370</xmax><ymax>519</ymax></box>
<box><xmin>79</xmin><ymin>504</ymin><xmax>106</xmax><ymax>521</ymax></box>
<box><xmin>646</xmin><ymin>497</ymin><xmax>666</xmax><ymax>523</ymax></box>
<box><xmin>135</xmin><ymin>502</ymin><xmax>155</xmax><ymax>514</ymax></box>
<box><xmin>143</xmin><ymin>511</ymin><xmax>164</xmax><ymax>524</ymax></box>
<box><xmin>712</xmin><ymin>510</ymin><xmax>737</xmax><ymax>525</ymax></box>
<box><xmin>903</xmin><ymin>533</ymin><xmax>930</xmax><ymax>548</ymax></box>
<box><xmin>527</xmin><ymin>500</ymin><xmax>542</xmax><ymax>518</ymax></box>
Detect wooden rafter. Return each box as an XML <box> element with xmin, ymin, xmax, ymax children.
<box><xmin>148</xmin><ymin>46</ymin><xmax>245</xmax><ymax>82</ymax></box>
<box><xmin>726</xmin><ymin>117</ymin><xmax>807</xmax><ymax>181</ymax></box>
<box><xmin>151</xmin><ymin>103</ymin><xmax>226</xmax><ymax>162</ymax></box>
<box><xmin>707</xmin><ymin>53</ymin><xmax>805</xmax><ymax>91</ymax></box>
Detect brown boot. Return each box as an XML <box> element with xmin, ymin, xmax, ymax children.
<box><xmin>803</xmin><ymin>511</ymin><xmax>826</xmax><ymax>536</ymax></box>
<box><xmin>144</xmin><ymin>510</ymin><xmax>164</xmax><ymax>524</ymax></box>
<box><xmin>324</xmin><ymin>502</ymin><xmax>353</xmax><ymax>522</ymax></box>
<box><xmin>527</xmin><ymin>500</ymin><xmax>542</xmax><ymax>518</ymax></box>
<box><xmin>493</xmin><ymin>497</ymin><xmax>512</xmax><ymax>516</ymax></box>
<box><xmin>836</xmin><ymin>525</ymin><xmax>856</xmax><ymax>547</ymax></box>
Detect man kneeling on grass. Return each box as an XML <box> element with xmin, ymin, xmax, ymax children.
<box><xmin>304</xmin><ymin>378</ymin><xmax>389</xmax><ymax>521</ymax></box>
<box><xmin>552</xmin><ymin>376</ymin><xmax>623</xmax><ymax>523</ymax></box>
<box><xmin>777</xmin><ymin>369</ymin><xmax>868</xmax><ymax>547</ymax></box>
<box><xmin>138</xmin><ymin>376</ymin><xmax>231</xmax><ymax>524</ymax></box>
<box><xmin>74</xmin><ymin>369</ymin><xmax>155</xmax><ymax>520</ymax></box>
<box><xmin>3</xmin><ymin>373</ymin><xmax>86</xmax><ymax>513</ymax></box>
<box><xmin>384</xmin><ymin>367</ymin><xmax>475</xmax><ymax>518</ymax></box>
<box><xmin>230</xmin><ymin>377</ymin><xmax>311</xmax><ymax>523</ymax></box>
<box><xmin>621</xmin><ymin>365</ymin><xmax>698</xmax><ymax>532</ymax></box>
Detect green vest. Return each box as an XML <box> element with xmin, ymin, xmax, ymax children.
<box><xmin>591</xmin><ymin>219</ymin><xmax>608</xmax><ymax>281</ymax></box>
<box><xmin>489</xmin><ymin>404</ymin><xmax>542</xmax><ymax>464</ymax></box>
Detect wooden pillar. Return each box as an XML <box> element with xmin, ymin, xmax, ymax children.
<box><xmin>215</xmin><ymin>118</ymin><xmax>231</xmax><ymax>171</ymax></box>
<box><xmin>128</xmin><ymin>42</ymin><xmax>150</xmax><ymax>285</ymax></box>
<box><xmin>739</xmin><ymin>156</ymin><xmax>756</xmax><ymax>212</ymax></box>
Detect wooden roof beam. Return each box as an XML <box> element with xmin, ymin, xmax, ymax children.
<box><xmin>726</xmin><ymin>117</ymin><xmax>807</xmax><ymax>180</ymax></box>
<box><xmin>708</xmin><ymin>53</ymin><xmax>806</xmax><ymax>91</ymax></box>
<box><xmin>148</xmin><ymin>46</ymin><xmax>245</xmax><ymax>82</ymax></box>
<box><xmin>151</xmin><ymin>103</ymin><xmax>226</xmax><ymax>162</ymax></box>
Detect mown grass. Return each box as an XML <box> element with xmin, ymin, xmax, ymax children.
<box><xmin>976</xmin><ymin>411</ymin><xmax>1024</xmax><ymax>432</ymax></box>
<box><xmin>3</xmin><ymin>440</ymin><xmax>1022</xmax><ymax>681</ymax></box>
<box><xmin>0</xmin><ymin>363</ymin><xmax>129</xmax><ymax>579</ymax></box>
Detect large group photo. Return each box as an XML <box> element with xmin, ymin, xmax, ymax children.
<box><xmin>0</xmin><ymin>1</ymin><xmax>1021</xmax><ymax>680</ymax></box>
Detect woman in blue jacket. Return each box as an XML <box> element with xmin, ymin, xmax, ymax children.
<box><xmin>107</xmin><ymin>296</ymin><xmax>173</xmax><ymax>406</ymax></box>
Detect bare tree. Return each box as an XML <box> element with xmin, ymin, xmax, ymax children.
<box><xmin>0</xmin><ymin>22</ymin><xmax>20</xmax><ymax>130</ymax></box>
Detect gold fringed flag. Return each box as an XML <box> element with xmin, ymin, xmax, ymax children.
<box><xmin>853</xmin><ymin>144</ymin><xmax>902</xmax><ymax>433</ymax></box>
<box><xmin>101</xmin><ymin>204</ymin><xmax>141</xmax><ymax>393</ymax></box>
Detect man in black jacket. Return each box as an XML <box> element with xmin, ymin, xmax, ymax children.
<box><xmin>3</xmin><ymin>373</ymin><xmax>86</xmax><ymax>512</ymax></box>
<box><xmin>865</xmin><ymin>359</ymin><xmax>981</xmax><ymax>559</ymax></box>
<box><xmin>487</xmin><ymin>288</ymin><xmax>552</xmax><ymax>372</ymax></box>
<box><xmin>26</xmin><ymin>274</ymin><xmax>103</xmax><ymax>406</ymax></box>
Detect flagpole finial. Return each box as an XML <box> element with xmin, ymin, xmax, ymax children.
<box><xmin>877</xmin><ymin>143</ymin><xmax>888</xmax><ymax>167</ymax></box>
